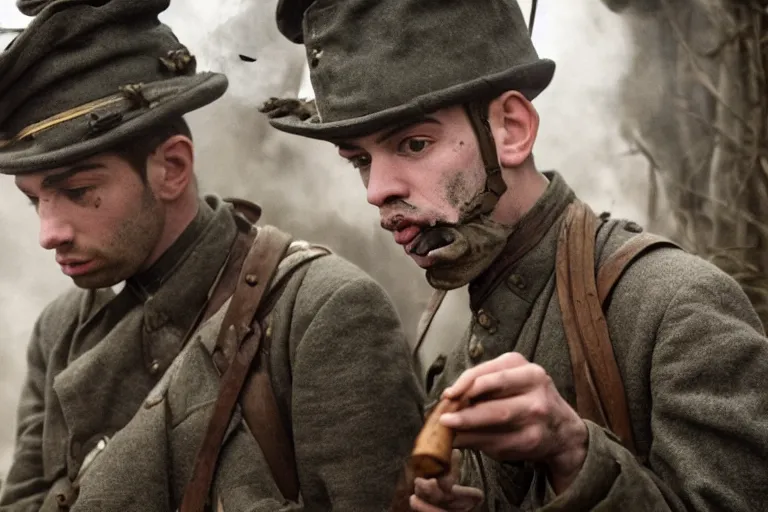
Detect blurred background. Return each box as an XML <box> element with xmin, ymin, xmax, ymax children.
<box><xmin>0</xmin><ymin>0</ymin><xmax>652</xmax><ymax>473</ymax></box>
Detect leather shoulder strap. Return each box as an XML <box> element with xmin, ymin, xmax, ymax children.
<box><xmin>556</xmin><ymin>201</ymin><xmax>636</xmax><ymax>453</ymax></box>
<box><xmin>597</xmin><ymin>231</ymin><xmax>680</xmax><ymax>306</ymax></box>
<box><xmin>238</xmin><ymin>241</ymin><xmax>331</xmax><ymax>504</ymax></box>
<box><xmin>180</xmin><ymin>225</ymin><xmax>292</xmax><ymax>512</ymax></box>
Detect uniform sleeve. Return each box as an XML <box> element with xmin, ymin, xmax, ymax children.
<box><xmin>538</xmin><ymin>263</ymin><xmax>768</xmax><ymax>511</ymax></box>
<box><xmin>0</xmin><ymin>319</ymin><xmax>51</xmax><ymax>511</ymax></box>
<box><xmin>289</xmin><ymin>271</ymin><xmax>425</xmax><ymax>511</ymax></box>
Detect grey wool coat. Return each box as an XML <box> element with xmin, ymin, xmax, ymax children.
<box><xmin>417</xmin><ymin>172</ymin><xmax>768</xmax><ymax>511</ymax></box>
<box><xmin>0</xmin><ymin>196</ymin><xmax>424</xmax><ymax>511</ymax></box>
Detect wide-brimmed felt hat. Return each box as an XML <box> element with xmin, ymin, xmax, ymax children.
<box><xmin>0</xmin><ymin>0</ymin><xmax>229</xmax><ymax>175</ymax></box>
<box><xmin>264</xmin><ymin>0</ymin><xmax>555</xmax><ymax>141</ymax></box>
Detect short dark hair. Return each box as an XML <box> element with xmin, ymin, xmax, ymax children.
<box><xmin>112</xmin><ymin>117</ymin><xmax>192</xmax><ymax>180</ymax></box>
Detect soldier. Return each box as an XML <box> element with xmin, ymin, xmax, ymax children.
<box><xmin>261</xmin><ymin>0</ymin><xmax>768</xmax><ymax>510</ymax></box>
<box><xmin>0</xmin><ymin>0</ymin><xmax>423</xmax><ymax>510</ymax></box>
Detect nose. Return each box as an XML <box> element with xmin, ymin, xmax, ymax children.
<box><xmin>365</xmin><ymin>157</ymin><xmax>409</xmax><ymax>208</ymax></box>
<box><xmin>38</xmin><ymin>203</ymin><xmax>74</xmax><ymax>250</ymax></box>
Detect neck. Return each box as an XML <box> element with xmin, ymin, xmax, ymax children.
<box><xmin>131</xmin><ymin>194</ymin><xmax>212</xmax><ymax>296</ymax></box>
<box><xmin>145</xmin><ymin>191</ymin><xmax>200</xmax><ymax>269</ymax></box>
<box><xmin>490</xmin><ymin>165</ymin><xmax>549</xmax><ymax>226</ymax></box>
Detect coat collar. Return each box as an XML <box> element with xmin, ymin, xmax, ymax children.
<box><xmin>469</xmin><ymin>171</ymin><xmax>575</xmax><ymax>311</ymax></box>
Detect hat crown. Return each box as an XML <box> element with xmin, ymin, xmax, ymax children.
<box><xmin>0</xmin><ymin>0</ymin><xmax>227</xmax><ymax>173</ymax></box>
<box><xmin>296</xmin><ymin>0</ymin><xmax>541</xmax><ymax>123</ymax></box>
<box><xmin>0</xmin><ymin>0</ymin><xmax>183</xmax><ymax>135</ymax></box>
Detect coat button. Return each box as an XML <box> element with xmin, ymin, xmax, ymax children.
<box><xmin>477</xmin><ymin>310</ymin><xmax>491</xmax><ymax>328</ymax></box>
<box><xmin>149</xmin><ymin>360</ymin><xmax>160</xmax><ymax>375</ymax></box>
<box><xmin>310</xmin><ymin>48</ymin><xmax>323</xmax><ymax>67</ymax></box>
<box><xmin>624</xmin><ymin>221</ymin><xmax>643</xmax><ymax>233</ymax></box>
<box><xmin>475</xmin><ymin>309</ymin><xmax>498</xmax><ymax>334</ymax></box>
<box><xmin>468</xmin><ymin>337</ymin><xmax>484</xmax><ymax>362</ymax></box>
<box><xmin>508</xmin><ymin>273</ymin><xmax>526</xmax><ymax>290</ymax></box>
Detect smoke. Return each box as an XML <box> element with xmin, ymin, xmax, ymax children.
<box><xmin>0</xmin><ymin>0</ymin><xmax>648</xmax><ymax>473</ymax></box>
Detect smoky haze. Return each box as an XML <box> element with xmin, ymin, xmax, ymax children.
<box><xmin>0</xmin><ymin>0</ymin><xmax>648</xmax><ymax>473</ymax></box>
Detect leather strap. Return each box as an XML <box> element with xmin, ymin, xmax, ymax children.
<box><xmin>556</xmin><ymin>202</ymin><xmax>636</xmax><ymax>452</ymax></box>
<box><xmin>238</xmin><ymin>314</ymin><xmax>300</xmax><ymax>502</ymax></box>
<box><xmin>463</xmin><ymin>102</ymin><xmax>507</xmax><ymax>219</ymax></box>
<box><xmin>179</xmin><ymin>226</ymin><xmax>292</xmax><ymax>512</ymax></box>
<box><xmin>596</xmin><ymin>232</ymin><xmax>679</xmax><ymax>306</ymax></box>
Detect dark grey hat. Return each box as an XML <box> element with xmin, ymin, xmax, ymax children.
<box><xmin>0</xmin><ymin>0</ymin><xmax>228</xmax><ymax>175</ymax></box>
<box><xmin>265</xmin><ymin>0</ymin><xmax>555</xmax><ymax>141</ymax></box>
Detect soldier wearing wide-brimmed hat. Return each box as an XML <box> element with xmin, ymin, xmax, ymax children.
<box><xmin>0</xmin><ymin>1</ymin><xmax>424</xmax><ymax>510</ymax></box>
<box><xmin>263</xmin><ymin>0</ymin><xmax>768</xmax><ymax>510</ymax></box>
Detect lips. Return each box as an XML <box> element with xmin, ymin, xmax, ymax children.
<box><xmin>56</xmin><ymin>257</ymin><xmax>88</xmax><ymax>266</ymax></box>
<box><xmin>57</xmin><ymin>258</ymin><xmax>96</xmax><ymax>277</ymax></box>
<box><xmin>394</xmin><ymin>225</ymin><xmax>421</xmax><ymax>245</ymax></box>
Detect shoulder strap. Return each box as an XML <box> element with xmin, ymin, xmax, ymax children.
<box><xmin>556</xmin><ymin>203</ymin><xmax>681</xmax><ymax>455</ymax></box>
<box><xmin>556</xmin><ymin>202</ymin><xmax>629</xmax><ymax>453</ymax></box>
<box><xmin>237</xmin><ymin>241</ymin><xmax>331</xmax><ymax>503</ymax></box>
<box><xmin>180</xmin><ymin>225</ymin><xmax>292</xmax><ymax>512</ymax></box>
<box><xmin>596</xmin><ymin>231</ymin><xmax>679</xmax><ymax>305</ymax></box>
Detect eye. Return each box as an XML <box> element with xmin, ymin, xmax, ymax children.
<box><xmin>399</xmin><ymin>138</ymin><xmax>431</xmax><ymax>154</ymax></box>
<box><xmin>348</xmin><ymin>154</ymin><xmax>372</xmax><ymax>170</ymax></box>
<box><xmin>63</xmin><ymin>187</ymin><xmax>92</xmax><ymax>201</ymax></box>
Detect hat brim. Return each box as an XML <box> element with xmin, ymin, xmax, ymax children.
<box><xmin>0</xmin><ymin>72</ymin><xmax>228</xmax><ymax>175</ymax></box>
<box><xmin>268</xmin><ymin>59</ymin><xmax>555</xmax><ymax>142</ymax></box>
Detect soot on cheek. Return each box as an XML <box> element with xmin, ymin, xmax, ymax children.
<box><xmin>444</xmin><ymin>171</ymin><xmax>471</xmax><ymax>209</ymax></box>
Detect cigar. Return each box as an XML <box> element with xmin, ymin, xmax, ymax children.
<box><xmin>408</xmin><ymin>396</ymin><xmax>467</xmax><ymax>479</ymax></box>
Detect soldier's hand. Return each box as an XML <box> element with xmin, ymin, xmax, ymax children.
<box><xmin>409</xmin><ymin>478</ymin><xmax>483</xmax><ymax>511</ymax></box>
<box><xmin>409</xmin><ymin>451</ymin><xmax>483</xmax><ymax>511</ymax></box>
<box><xmin>439</xmin><ymin>352</ymin><xmax>588</xmax><ymax>494</ymax></box>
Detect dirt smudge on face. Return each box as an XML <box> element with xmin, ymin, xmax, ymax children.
<box><xmin>443</xmin><ymin>170</ymin><xmax>471</xmax><ymax>209</ymax></box>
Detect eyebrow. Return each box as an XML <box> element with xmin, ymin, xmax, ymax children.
<box><xmin>336</xmin><ymin>117</ymin><xmax>441</xmax><ymax>151</ymax></box>
<box><xmin>40</xmin><ymin>162</ymin><xmax>105</xmax><ymax>189</ymax></box>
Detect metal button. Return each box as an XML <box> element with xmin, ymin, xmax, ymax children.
<box><xmin>508</xmin><ymin>273</ymin><xmax>526</xmax><ymax>290</ymax></box>
<box><xmin>310</xmin><ymin>48</ymin><xmax>323</xmax><ymax>67</ymax></box>
<box><xmin>624</xmin><ymin>221</ymin><xmax>643</xmax><ymax>233</ymax></box>
<box><xmin>245</xmin><ymin>274</ymin><xmax>259</xmax><ymax>286</ymax></box>
<box><xmin>468</xmin><ymin>337</ymin><xmax>484</xmax><ymax>361</ymax></box>
<box><xmin>475</xmin><ymin>309</ymin><xmax>498</xmax><ymax>334</ymax></box>
<box><xmin>149</xmin><ymin>360</ymin><xmax>160</xmax><ymax>375</ymax></box>
<box><xmin>477</xmin><ymin>310</ymin><xmax>492</xmax><ymax>328</ymax></box>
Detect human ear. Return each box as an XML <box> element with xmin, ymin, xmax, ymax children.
<box><xmin>147</xmin><ymin>135</ymin><xmax>195</xmax><ymax>201</ymax></box>
<box><xmin>488</xmin><ymin>90</ymin><xmax>539</xmax><ymax>168</ymax></box>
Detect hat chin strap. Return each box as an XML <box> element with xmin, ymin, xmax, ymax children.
<box><xmin>462</xmin><ymin>100</ymin><xmax>507</xmax><ymax>221</ymax></box>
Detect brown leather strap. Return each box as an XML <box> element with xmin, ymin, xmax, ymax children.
<box><xmin>180</xmin><ymin>226</ymin><xmax>292</xmax><ymax>512</ymax></box>
<box><xmin>597</xmin><ymin>232</ymin><xmax>679</xmax><ymax>306</ymax></box>
<box><xmin>463</xmin><ymin>101</ymin><xmax>507</xmax><ymax>218</ymax></box>
<box><xmin>556</xmin><ymin>201</ymin><xmax>636</xmax><ymax>453</ymax></box>
<box><xmin>239</xmin><ymin>313</ymin><xmax>300</xmax><ymax>502</ymax></box>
